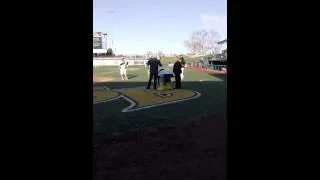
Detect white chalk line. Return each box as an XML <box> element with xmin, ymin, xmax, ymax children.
<box><xmin>93</xmin><ymin>86</ymin><xmax>145</xmax><ymax>90</ymax></box>
<box><xmin>121</xmin><ymin>91</ymin><xmax>201</xmax><ymax>112</ymax></box>
<box><xmin>94</xmin><ymin>90</ymin><xmax>201</xmax><ymax>113</ymax></box>
<box><xmin>94</xmin><ymin>95</ymin><xmax>122</xmax><ymax>104</ymax></box>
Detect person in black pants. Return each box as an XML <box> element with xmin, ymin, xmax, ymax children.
<box><xmin>146</xmin><ymin>57</ymin><xmax>162</xmax><ymax>90</ymax></box>
<box><xmin>173</xmin><ymin>57</ymin><xmax>182</xmax><ymax>89</ymax></box>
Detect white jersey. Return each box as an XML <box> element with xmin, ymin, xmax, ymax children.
<box><xmin>119</xmin><ymin>61</ymin><xmax>127</xmax><ymax>70</ymax></box>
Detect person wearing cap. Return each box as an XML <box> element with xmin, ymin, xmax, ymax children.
<box><xmin>119</xmin><ymin>57</ymin><xmax>128</xmax><ymax>80</ymax></box>
<box><xmin>146</xmin><ymin>56</ymin><xmax>162</xmax><ymax>90</ymax></box>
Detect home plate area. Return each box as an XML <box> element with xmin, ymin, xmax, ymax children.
<box><xmin>93</xmin><ymin>87</ymin><xmax>201</xmax><ymax>112</ymax></box>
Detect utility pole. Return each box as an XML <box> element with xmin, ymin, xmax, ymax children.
<box><xmin>108</xmin><ymin>10</ymin><xmax>116</xmax><ymax>54</ymax></box>
<box><xmin>103</xmin><ymin>33</ymin><xmax>108</xmax><ymax>56</ymax></box>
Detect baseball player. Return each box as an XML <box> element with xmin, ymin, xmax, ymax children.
<box><xmin>119</xmin><ymin>57</ymin><xmax>128</xmax><ymax>80</ymax></box>
<box><xmin>179</xmin><ymin>55</ymin><xmax>186</xmax><ymax>80</ymax></box>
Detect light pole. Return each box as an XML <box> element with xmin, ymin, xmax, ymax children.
<box><xmin>103</xmin><ymin>33</ymin><xmax>108</xmax><ymax>56</ymax></box>
<box><xmin>108</xmin><ymin>10</ymin><xmax>116</xmax><ymax>54</ymax></box>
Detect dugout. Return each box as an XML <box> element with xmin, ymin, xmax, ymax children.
<box><xmin>209</xmin><ymin>60</ymin><xmax>227</xmax><ymax>71</ymax></box>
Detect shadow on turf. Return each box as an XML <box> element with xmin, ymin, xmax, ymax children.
<box><xmin>93</xmin><ymin>81</ymin><xmax>226</xmax><ymax>89</ymax></box>
<box><xmin>209</xmin><ymin>73</ymin><xmax>227</xmax><ymax>79</ymax></box>
<box><xmin>127</xmin><ymin>74</ymin><xmax>138</xmax><ymax>79</ymax></box>
<box><xmin>93</xmin><ymin>78</ymin><xmax>227</xmax><ymax>150</ymax></box>
<box><xmin>93</xmin><ymin>77</ymin><xmax>227</xmax><ymax>137</ymax></box>
<box><xmin>93</xmin><ymin>79</ymin><xmax>227</xmax><ymax>180</ymax></box>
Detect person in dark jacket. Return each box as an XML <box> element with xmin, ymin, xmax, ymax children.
<box><xmin>173</xmin><ymin>57</ymin><xmax>182</xmax><ymax>89</ymax></box>
<box><xmin>146</xmin><ymin>57</ymin><xmax>162</xmax><ymax>90</ymax></box>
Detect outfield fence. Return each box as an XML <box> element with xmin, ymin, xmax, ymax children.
<box><xmin>93</xmin><ymin>58</ymin><xmax>148</xmax><ymax>66</ymax></box>
<box><xmin>189</xmin><ymin>62</ymin><xmax>227</xmax><ymax>71</ymax></box>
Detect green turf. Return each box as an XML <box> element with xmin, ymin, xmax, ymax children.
<box><xmin>93</xmin><ymin>66</ymin><xmax>227</xmax><ymax>137</ymax></box>
<box><xmin>93</xmin><ymin>66</ymin><xmax>222</xmax><ymax>82</ymax></box>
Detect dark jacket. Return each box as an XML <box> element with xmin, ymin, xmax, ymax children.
<box><xmin>173</xmin><ymin>61</ymin><xmax>182</xmax><ymax>74</ymax></box>
<box><xmin>147</xmin><ymin>58</ymin><xmax>162</xmax><ymax>73</ymax></box>
<box><xmin>180</xmin><ymin>57</ymin><xmax>186</xmax><ymax>66</ymax></box>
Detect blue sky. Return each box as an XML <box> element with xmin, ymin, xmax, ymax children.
<box><xmin>93</xmin><ymin>0</ymin><xmax>227</xmax><ymax>54</ymax></box>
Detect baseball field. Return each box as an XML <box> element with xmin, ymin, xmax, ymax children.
<box><xmin>94</xmin><ymin>65</ymin><xmax>227</xmax><ymax>180</ymax></box>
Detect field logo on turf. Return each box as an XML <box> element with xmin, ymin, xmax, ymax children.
<box><xmin>154</xmin><ymin>92</ymin><xmax>172</xmax><ymax>98</ymax></box>
<box><xmin>93</xmin><ymin>87</ymin><xmax>201</xmax><ymax>112</ymax></box>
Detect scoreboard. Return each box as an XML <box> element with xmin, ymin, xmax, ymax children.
<box><xmin>93</xmin><ymin>37</ymin><xmax>102</xmax><ymax>49</ymax></box>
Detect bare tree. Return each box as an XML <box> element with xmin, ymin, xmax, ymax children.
<box><xmin>184</xmin><ymin>40</ymin><xmax>196</xmax><ymax>54</ymax></box>
<box><xmin>205</xmin><ymin>30</ymin><xmax>220</xmax><ymax>53</ymax></box>
<box><xmin>184</xmin><ymin>36</ymin><xmax>202</xmax><ymax>54</ymax></box>
<box><xmin>184</xmin><ymin>29</ymin><xmax>220</xmax><ymax>54</ymax></box>
<box><xmin>195</xmin><ymin>29</ymin><xmax>208</xmax><ymax>53</ymax></box>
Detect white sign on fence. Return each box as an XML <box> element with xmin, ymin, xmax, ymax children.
<box><xmin>93</xmin><ymin>49</ymin><xmax>107</xmax><ymax>53</ymax></box>
<box><xmin>93</xmin><ymin>59</ymin><xmax>148</xmax><ymax>66</ymax></box>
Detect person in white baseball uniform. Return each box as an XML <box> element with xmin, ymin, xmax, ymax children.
<box><xmin>145</xmin><ymin>60</ymin><xmax>150</xmax><ymax>79</ymax></box>
<box><xmin>119</xmin><ymin>57</ymin><xmax>128</xmax><ymax>80</ymax></box>
<box><xmin>179</xmin><ymin>55</ymin><xmax>186</xmax><ymax>80</ymax></box>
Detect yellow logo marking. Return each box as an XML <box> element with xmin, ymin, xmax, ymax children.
<box><xmin>93</xmin><ymin>87</ymin><xmax>201</xmax><ymax>112</ymax></box>
<box><xmin>93</xmin><ymin>89</ymin><xmax>120</xmax><ymax>103</ymax></box>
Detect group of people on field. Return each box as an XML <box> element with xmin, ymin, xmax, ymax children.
<box><xmin>118</xmin><ymin>55</ymin><xmax>186</xmax><ymax>90</ymax></box>
<box><xmin>145</xmin><ymin>55</ymin><xmax>185</xmax><ymax>90</ymax></box>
